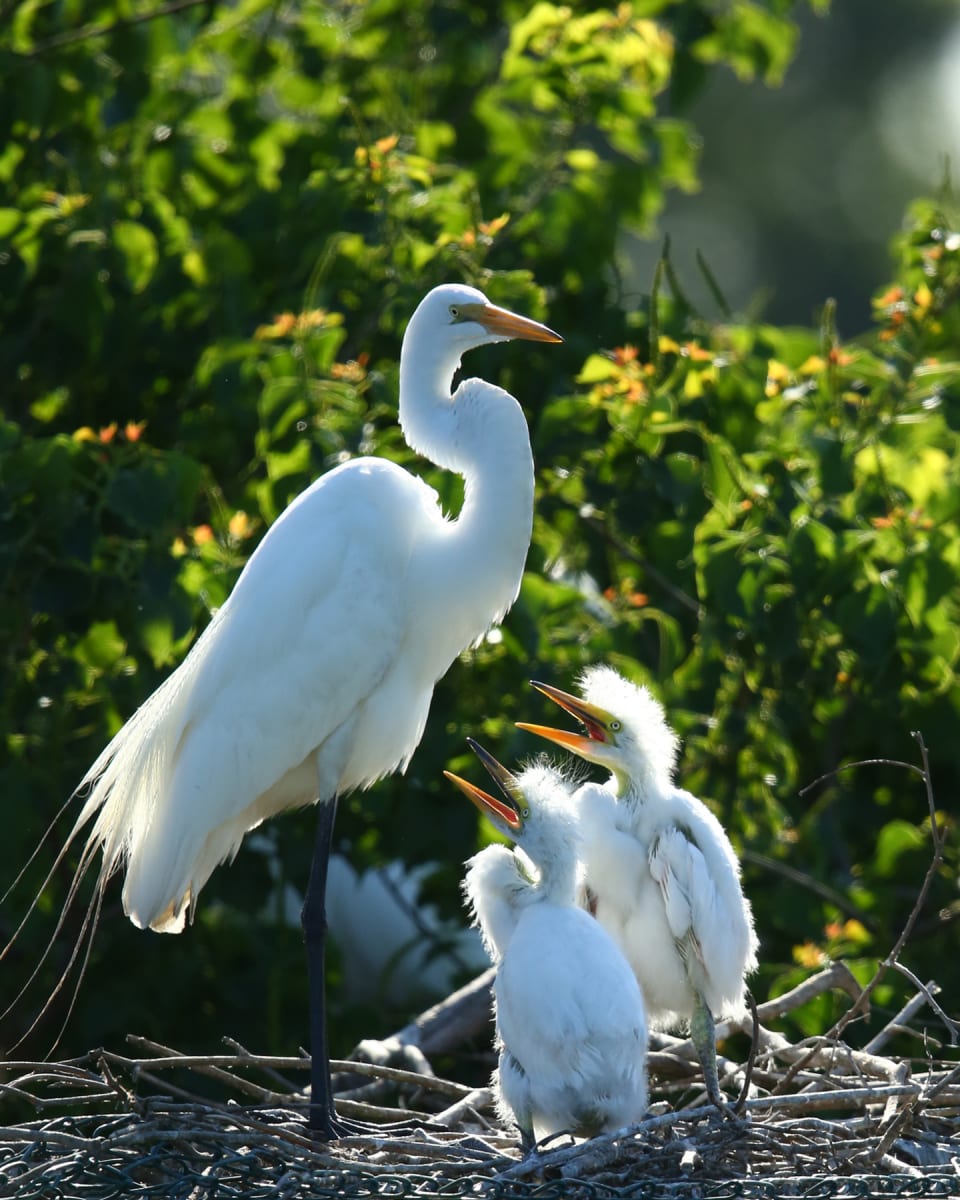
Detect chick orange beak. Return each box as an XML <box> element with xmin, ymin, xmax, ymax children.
<box><xmin>443</xmin><ymin>738</ymin><xmax>523</xmax><ymax>831</ymax></box>
<box><xmin>444</xmin><ymin>771</ymin><xmax>521</xmax><ymax>831</ymax></box>
<box><xmin>516</xmin><ymin>680</ymin><xmax>613</xmax><ymax>753</ymax></box>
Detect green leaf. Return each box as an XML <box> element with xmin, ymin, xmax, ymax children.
<box><xmin>576</xmin><ymin>354</ymin><xmax>618</xmax><ymax>384</ymax></box>
<box><xmin>113</xmin><ymin>220</ymin><xmax>159</xmax><ymax>293</ymax></box>
<box><xmin>29</xmin><ymin>386</ymin><xmax>70</xmax><ymax>423</ymax></box>
<box><xmin>0</xmin><ymin>207</ymin><xmax>21</xmax><ymax>237</ymax></box>
<box><xmin>693</xmin><ymin>1</ymin><xmax>799</xmax><ymax>86</ymax></box>
<box><xmin>75</xmin><ymin>621</ymin><xmax>127</xmax><ymax>671</ymax></box>
<box><xmin>874</xmin><ymin>819</ymin><xmax>926</xmax><ymax>877</ymax></box>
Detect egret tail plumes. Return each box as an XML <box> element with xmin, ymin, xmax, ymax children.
<box><xmin>76</xmin><ymin>630</ymin><xmax>217</xmax><ymax>932</ymax></box>
<box><xmin>8</xmin><ymin>284</ymin><xmax>561</xmax><ymax>1139</ymax></box>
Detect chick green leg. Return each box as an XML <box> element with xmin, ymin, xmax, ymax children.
<box><xmin>690</xmin><ymin>991</ymin><xmax>729</xmax><ymax>1112</ymax></box>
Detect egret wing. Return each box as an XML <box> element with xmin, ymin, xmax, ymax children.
<box><xmin>658</xmin><ymin>789</ymin><xmax>758</xmax><ymax>1011</ymax></box>
<box><xmin>80</xmin><ymin>459</ymin><xmax>441</xmax><ymax>929</ymax></box>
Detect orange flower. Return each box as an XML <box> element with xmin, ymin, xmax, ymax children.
<box><xmin>255</xmin><ymin>312</ymin><xmax>297</xmax><ymax>339</ymax></box>
<box><xmin>296</xmin><ymin>309</ymin><xmax>328</xmax><ymax>332</ymax></box>
<box><xmin>793</xmin><ymin>941</ymin><xmax>827</xmax><ymax>969</ymax></box>
<box><xmin>228</xmin><ymin>511</ymin><xmax>253</xmax><ymax>540</ymax></box>
<box><xmin>477</xmin><ymin>213</ymin><xmax>510</xmax><ymax>238</ymax></box>
<box><xmin>873</xmin><ymin>284</ymin><xmax>904</xmax><ymax>308</ymax></box>
<box><xmin>330</xmin><ymin>359</ymin><xmax>367</xmax><ymax>383</ymax></box>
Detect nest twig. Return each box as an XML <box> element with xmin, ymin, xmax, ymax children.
<box><xmin>1</xmin><ymin>957</ymin><xmax>958</xmax><ymax>1196</ymax></box>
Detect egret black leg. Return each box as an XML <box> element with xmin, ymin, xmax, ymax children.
<box><xmin>302</xmin><ymin>795</ymin><xmax>341</xmax><ymax>1139</ymax></box>
<box><xmin>301</xmin><ymin>797</ymin><xmax>430</xmax><ymax>1141</ymax></box>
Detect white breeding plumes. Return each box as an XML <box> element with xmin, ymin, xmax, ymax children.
<box><xmin>518</xmin><ymin>666</ymin><xmax>758</xmax><ymax>1110</ymax></box>
<box><xmin>447</xmin><ymin>744</ymin><xmax>648</xmax><ymax>1152</ymax></box>
<box><xmin>9</xmin><ymin>284</ymin><xmax>561</xmax><ymax>1140</ymax></box>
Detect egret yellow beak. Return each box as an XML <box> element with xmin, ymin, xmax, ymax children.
<box><xmin>516</xmin><ymin>679</ymin><xmax>621</xmax><ymax>766</ymax></box>
<box><xmin>461</xmin><ymin>301</ymin><xmax>563</xmax><ymax>344</ymax></box>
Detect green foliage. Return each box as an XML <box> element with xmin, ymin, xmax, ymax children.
<box><xmin>537</xmin><ymin>201</ymin><xmax>960</xmax><ymax>1034</ymax></box>
<box><xmin>5</xmin><ymin>0</ymin><xmax>957</xmax><ymax>1082</ymax></box>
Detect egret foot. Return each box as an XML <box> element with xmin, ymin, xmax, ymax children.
<box><xmin>310</xmin><ymin>1111</ymin><xmax>428</xmax><ymax>1142</ymax></box>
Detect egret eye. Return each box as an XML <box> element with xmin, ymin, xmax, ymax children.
<box><xmin>610</xmin><ymin>720</ymin><xmax>622</xmax><ymax>732</ymax></box>
<box><xmin>521</xmin><ymin>807</ymin><xmax>530</xmax><ymax>819</ymax></box>
<box><xmin>449</xmin><ymin>305</ymin><xmax>460</xmax><ymax>320</ymax></box>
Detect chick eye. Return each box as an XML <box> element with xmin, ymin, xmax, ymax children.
<box><xmin>610</xmin><ymin>720</ymin><xmax>622</xmax><ymax>732</ymax></box>
<box><xmin>448</xmin><ymin>305</ymin><xmax>460</xmax><ymax>320</ymax></box>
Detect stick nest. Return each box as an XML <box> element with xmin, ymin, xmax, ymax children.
<box><xmin>2</xmin><ymin>959</ymin><xmax>958</xmax><ymax>1199</ymax></box>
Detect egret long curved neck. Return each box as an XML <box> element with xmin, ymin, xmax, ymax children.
<box><xmin>399</xmin><ymin>329</ymin><xmax>535</xmax><ymax>645</ymax></box>
<box><xmin>398</xmin><ymin>334</ymin><xmax>462</xmax><ymax>468</ymax></box>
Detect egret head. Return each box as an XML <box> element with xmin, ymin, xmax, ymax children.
<box><xmin>411</xmin><ymin>284</ymin><xmax>562</xmax><ymax>352</ymax></box>
<box><xmin>444</xmin><ymin>739</ymin><xmax>581</xmax><ymax>878</ymax></box>
<box><xmin>516</xmin><ymin>665</ymin><xmax>678</xmax><ymax>798</ymax></box>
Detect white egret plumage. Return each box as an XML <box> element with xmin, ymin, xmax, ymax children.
<box><xmin>9</xmin><ymin>284</ymin><xmax>561</xmax><ymax>1139</ymax></box>
<box><xmin>445</xmin><ymin>739</ymin><xmax>649</xmax><ymax>1152</ymax></box>
<box><xmin>518</xmin><ymin>666</ymin><xmax>757</xmax><ymax>1110</ymax></box>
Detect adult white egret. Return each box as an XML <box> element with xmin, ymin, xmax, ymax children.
<box><xmin>518</xmin><ymin>666</ymin><xmax>757</xmax><ymax>1111</ymax></box>
<box><xmin>445</xmin><ymin>740</ymin><xmax>649</xmax><ymax>1152</ymax></box>
<box><xmin>19</xmin><ymin>284</ymin><xmax>561</xmax><ymax>1139</ymax></box>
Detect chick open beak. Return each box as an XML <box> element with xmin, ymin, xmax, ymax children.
<box><xmin>443</xmin><ymin>738</ymin><xmax>523</xmax><ymax>831</ymax></box>
<box><xmin>461</xmin><ymin>301</ymin><xmax>563</xmax><ymax>344</ymax></box>
<box><xmin>516</xmin><ymin>680</ymin><xmax>615</xmax><ymax>757</ymax></box>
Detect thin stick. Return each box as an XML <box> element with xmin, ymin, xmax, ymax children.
<box><xmin>329</xmin><ymin>1059</ymin><xmax>472</xmax><ymax>1096</ymax></box>
<box><xmin>863</xmin><ymin>979</ymin><xmax>940</xmax><ymax>1053</ymax></box>
<box><xmin>799</xmin><ymin>756</ymin><xmax>925</xmax><ymax>796</ymax></box>
<box><xmin>775</xmin><ymin>732</ymin><xmax>944</xmax><ymax>1093</ymax></box>
<box><xmin>742</xmin><ymin>850</ymin><xmax>878</xmax><ymax>929</ymax></box>
<box><xmin>887</xmin><ymin>962</ymin><xmax>959</xmax><ymax>1045</ymax></box>
<box><xmin>430</xmin><ymin>1086</ymin><xmax>497</xmax><ymax>1128</ymax></box>
<box><xmin>20</xmin><ymin>0</ymin><xmax>213</xmax><ymax>57</ymax></box>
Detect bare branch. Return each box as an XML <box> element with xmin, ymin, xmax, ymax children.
<box><xmin>19</xmin><ymin>0</ymin><xmax>213</xmax><ymax>58</ymax></box>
